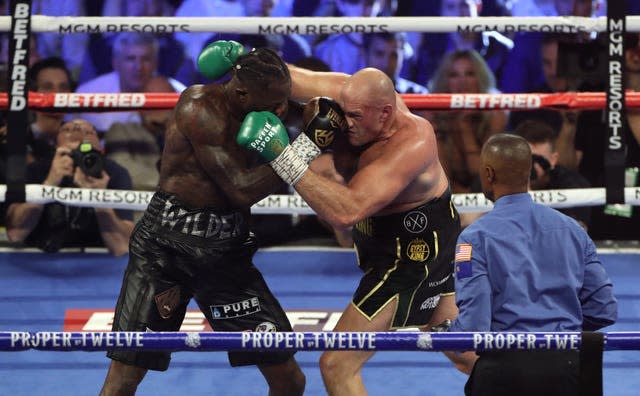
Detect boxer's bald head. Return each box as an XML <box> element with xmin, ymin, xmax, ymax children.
<box><xmin>339</xmin><ymin>68</ymin><xmax>397</xmax><ymax>146</ymax></box>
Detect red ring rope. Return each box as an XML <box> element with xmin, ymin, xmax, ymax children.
<box><xmin>3</xmin><ymin>92</ymin><xmax>640</xmax><ymax>112</ymax></box>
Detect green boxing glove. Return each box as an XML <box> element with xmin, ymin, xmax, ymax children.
<box><xmin>197</xmin><ymin>40</ymin><xmax>245</xmax><ymax>80</ymax></box>
<box><xmin>237</xmin><ymin>111</ymin><xmax>309</xmax><ymax>185</ymax></box>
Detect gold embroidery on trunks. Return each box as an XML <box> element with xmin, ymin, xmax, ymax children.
<box><xmin>406</xmin><ymin>238</ymin><xmax>430</xmax><ymax>262</ymax></box>
<box><xmin>354</xmin><ymin>218</ymin><xmax>372</xmax><ymax>236</ymax></box>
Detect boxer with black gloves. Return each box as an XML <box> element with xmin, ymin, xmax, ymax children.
<box><xmin>289</xmin><ymin>96</ymin><xmax>347</xmax><ymax>164</ymax></box>
<box><xmin>238</xmin><ymin>66</ymin><xmax>479</xmax><ymax>395</ymax></box>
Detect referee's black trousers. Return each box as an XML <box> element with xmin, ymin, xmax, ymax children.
<box><xmin>465</xmin><ymin>350</ymin><xmax>580</xmax><ymax>396</ymax></box>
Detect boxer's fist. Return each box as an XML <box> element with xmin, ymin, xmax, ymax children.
<box><xmin>237</xmin><ymin>112</ymin><xmax>308</xmax><ymax>185</ymax></box>
<box><xmin>302</xmin><ymin>97</ymin><xmax>347</xmax><ymax>151</ymax></box>
<box><xmin>197</xmin><ymin>40</ymin><xmax>245</xmax><ymax>80</ymax></box>
<box><xmin>237</xmin><ymin>111</ymin><xmax>289</xmax><ymax>161</ymax></box>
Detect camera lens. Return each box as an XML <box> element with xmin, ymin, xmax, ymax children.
<box><xmin>83</xmin><ymin>154</ymin><xmax>97</xmax><ymax>168</ymax></box>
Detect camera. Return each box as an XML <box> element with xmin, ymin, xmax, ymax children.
<box><xmin>70</xmin><ymin>142</ymin><xmax>104</xmax><ymax>178</ymax></box>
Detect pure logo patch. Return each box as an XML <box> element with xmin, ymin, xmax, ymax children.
<box><xmin>210</xmin><ymin>297</ymin><xmax>261</xmax><ymax>320</ymax></box>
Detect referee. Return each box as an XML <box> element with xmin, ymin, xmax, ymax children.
<box><xmin>449</xmin><ymin>134</ymin><xmax>618</xmax><ymax>396</ymax></box>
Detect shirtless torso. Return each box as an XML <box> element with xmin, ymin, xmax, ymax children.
<box><xmin>333</xmin><ymin>105</ymin><xmax>450</xmax><ymax>215</ymax></box>
<box><xmin>159</xmin><ymin>84</ymin><xmax>285</xmax><ymax>209</ymax></box>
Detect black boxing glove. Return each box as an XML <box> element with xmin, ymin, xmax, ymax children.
<box><xmin>303</xmin><ymin>96</ymin><xmax>347</xmax><ymax>150</ymax></box>
<box><xmin>291</xmin><ymin>97</ymin><xmax>347</xmax><ymax>163</ymax></box>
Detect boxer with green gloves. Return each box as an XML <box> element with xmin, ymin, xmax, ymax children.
<box><xmin>237</xmin><ymin>111</ymin><xmax>309</xmax><ymax>185</ymax></box>
<box><xmin>197</xmin><ymin>40</ymin><xmax>245</xmax><ymax>80</ymax></box>
<box><xmin>238</xmin><ymin>97</ymin><xmax>347</xmax><ymax>183</ymax></box>
<box><xmin>238</xmin><ymin>96</ymin><xmax>347</xmax><ymax>182</ymax></box>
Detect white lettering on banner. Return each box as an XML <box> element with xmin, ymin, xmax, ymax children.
<box><xmin>53</xmin><ymin>93</ymin><xmax>146</xmax><ymax>108</ymax></box>
<box><xmin>88</xmin><ymin>332</ymin><xmax>143</xmax><ymax>348</ymax></box>
<box><xmin>607</xmin><ymin>18</ymin><xmax>624</xmax><ymax>150</ymax></box>
<box><xmin>241</xmin><ymin>332</ymin><xmax>306</xmax><ymax>349</ymax></box>
<box><xmin>473</xmin><ymin>333</ymin><xmax>537</xmax><ymax>350</ymax></box>
<box><xmin>543</xmin><ymin>334</ymin><xmax>580</xmax><ymax>350</ymax></box>
<box><xmin>27</xmin><ymin>332</ymin><xmax>73</xmax><ymax>348</ymax></box>
<box><xmin>11</xmin><ymin>332</ymin><xmax>141</xmax><ymax>349</ymax></box>
<box><xmin>239</xmin><ymin>332</ymin><xmax>376</xmax><ymax>350</ymax></box>
<box><xmin>471</xmin><ymin>333</ymin><xmax>579</xmax><ymax>350</ymax></box>
<box><xmin>10</xmin><ymin>332</ymin><xmax>33</xmax><ymax>348</ymax></box>
<box><xmin>450</xmin><ymin>94</ymin><xmax>541</xmax><ymax>109</ymax></box>
<box><xmin>9</xmin><ymin>3</ymin><xmax>30</xmax><ymax>111</ymax></box>
<box><xmin>314</xmin><ymin>333</ymin><xmax>376</xmax><ymax>350</ymax></box>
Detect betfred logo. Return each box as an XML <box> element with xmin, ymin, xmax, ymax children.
<box><xmin>64</xmin><ymin>309</ymin><xmax>343</xmax><ymax>332</ymax></box>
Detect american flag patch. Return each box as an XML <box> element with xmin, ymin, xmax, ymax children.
<box><xmin>455</xmin><ymin>243</ymin><xmax>472</xmax><ymax>262</ymax></box>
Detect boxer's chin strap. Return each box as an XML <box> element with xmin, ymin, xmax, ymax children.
<box><xmin>579</xmin><ymin>331</ymin><xmax>604</xmax><ymax>396</ymax></box>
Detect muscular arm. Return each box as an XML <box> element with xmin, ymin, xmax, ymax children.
<box><xmin>294</xmin><ymin>126</ymin><xmax>434</xmax><ymax>228</ymax></box>
<box><xmin>175</xmin><ymin>89</ymin><xmax>283</xmax><ymax>207</ymax></box>
<box><xmin>287</xmin><ymin>64</ymin><xmax>349</xmax><ymax>102</ymax></box>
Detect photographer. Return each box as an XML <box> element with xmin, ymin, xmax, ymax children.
<box><xmin>5</xmin><ymin>119</ymin><xmax>134</xmax><ymax>255</ymax></box>
<box><xmin>514</xmin><ymin>120</ymin><xmax>591</xmax><ymax>230</ymax></box>
<box><xmin>507</xmin><ymin>33</ymin><xmax>581</xmax><ymax>170</ymax></box>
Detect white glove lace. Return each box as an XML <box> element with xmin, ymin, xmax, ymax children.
<box><xmin>270</xmin><ymin>145</ymin><xmax>308</xmax><ymax>185</ymax></box>
<box><xmin>290</xmin><ymin>133</ymin><xmax>321</xmax><ymax>164</ymax></box>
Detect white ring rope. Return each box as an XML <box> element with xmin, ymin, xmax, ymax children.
<box><xmin>0</xmin><ymin>15</ymin><xmax>639</xmax><ymax>34</ymax></box>
<box><xmin>1</xmin><ymin>184</ymin><xmax>638</xmax><ymax>214</ymax></box>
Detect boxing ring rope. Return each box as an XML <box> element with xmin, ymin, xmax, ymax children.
<box><xmin>1</xmin><ymin>15</ymin><xmax>640</xmax><ymax>34</ymax></box>
<box><xmin>4</xmin><ymin>92</ymin><xmax>640</xmax><ymax>111</ymax></box>
<box><xmin>0</xmin><ymin>185</ymin><xmax>637</xmax><ymax>214</ymax></box>
<box><xmin>2</xmin><ymin>331</ymin><xmax>640</xmax><ymax>352</ymax></box>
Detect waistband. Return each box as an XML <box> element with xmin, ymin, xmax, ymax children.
<box><xmin>142</xmin><ymin>191</ymin><xmax>250</xmax><ymax>241</ymax></box>
<box><xmin>353</xmin><ymin>189</ymin><xmax>455</xmax><ymax>238</ymax></box>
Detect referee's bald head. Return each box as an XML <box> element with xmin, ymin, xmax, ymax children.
<box><xmin>480</xmin><ymin>133</ymin><xmax>532</xmax><ymax>199</ymax></box>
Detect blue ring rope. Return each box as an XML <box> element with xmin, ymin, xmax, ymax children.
<box><xmin>1</xmin><ymin>331</ymin><xmax>639</xmax><ymax>352</ymax></box>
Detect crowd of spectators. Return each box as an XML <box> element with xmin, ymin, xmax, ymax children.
<box><xmin>0</xmin><ymin>0</ymin><xmax>639</xmax><ymax>253</ymax></box>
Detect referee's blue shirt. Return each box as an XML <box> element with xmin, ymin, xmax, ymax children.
<box><xmin>450</xmin><ymin>193</ymin><xmax>617</xmax><ymax>333</ymax></box>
